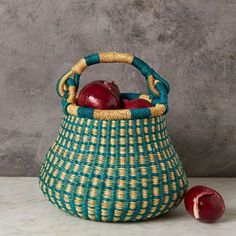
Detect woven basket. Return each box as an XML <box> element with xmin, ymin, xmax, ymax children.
<box><xmin>39</xmin><ymin>52</ymin><xmax>188</xmax><ymax>222</ymax></box>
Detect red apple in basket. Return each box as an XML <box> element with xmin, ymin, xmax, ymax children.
<box><xmin>94</xmin><ymin>80</ymin><xmax>120</xmax><ymax>99</ymax></box>
<box><xmin>76</xmin><ymin>80</ymin><xmax>120</xmax><ymax>109</ymax></box>
<box><xmin>184</xmin><ymin>185</ymin><xmax>225</xmax><ymax>223</ymax></box>
<box><xmin>121</xmin><ymin>98</ymin><xmax>153</xmax><ymax>109</ymax></box>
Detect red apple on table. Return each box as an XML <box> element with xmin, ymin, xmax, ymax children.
<box><xmin>184</xmin><ymin>185</ymin><xmax>225</xmax><ymax>223</ymax></box>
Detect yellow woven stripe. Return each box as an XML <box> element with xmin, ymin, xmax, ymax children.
<box><xmin>99</xmin><ymin>52</ymin><xmax>134</xmax><ymax>64</ymax></box>
<box><xmin>139</xmin><ymin>94</ymin><xmax>152</xmax><ymax>103</ymax></box>
<box><xmin>154</xmin><ymin>79</ymin><xmax>159</xmax><ymax>86</ymax></box>
<box><xmin>150</xmin><ymin>104</ymin><xmax>166</xmax><ymax>117</ymax></box>
<box><xmin>71</xmin><ymin>58</ymin><xmax>87</xmax><ymax>74</ymax></box>
<box><xmin>63</xmin><ymin>84</ymin><xmax>67</xmax><ymax>91</ymax></box>
<box><xmin>148</xmin><ymin>75</ymin><xmax>159</xmax><ymax>96</ymax></box>
<box><xmin>58</xmin><ymin>70</ymin><xmax>73</xmax><ymax>97</ymax></box>
<box><xmin>67</xmin><ymin>86</ymin><xmax>77</xmax><ymax>104</ymax></box>
<box><xmin>67</xmin><ymin>104</ymin><xmax>78</xmax><ymax>116</ymax></box>
<box><xmin>93</xmin><ymin>109</ymin><xmax>132</xmax><ymax>120</ymax></box>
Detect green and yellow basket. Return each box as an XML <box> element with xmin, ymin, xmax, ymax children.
<box><xmin>39</xmin><ymin>52</ymin><xmax>188</xmax><ymax>222</ymax></box>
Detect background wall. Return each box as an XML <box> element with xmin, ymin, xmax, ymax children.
<box><xmin>0</xmin><ymin>0</ymin><xmax>235</xmax><ymax>176</ymax></box>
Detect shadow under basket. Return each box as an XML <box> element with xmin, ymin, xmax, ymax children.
<box><xmin>38</xmin><ymin>52</ymin><xmax>188</xmax><ymax>222</ymax></box>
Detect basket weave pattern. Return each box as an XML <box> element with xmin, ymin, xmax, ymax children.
<box><xmin>39</xmin><ymin>52</ymin><xmax>188</xmax><ymax>222</ymax></box>
<box><xmin>39</xmin><ymin>115</ymin><xmax>188</xmax><ymax>222</ymax></box>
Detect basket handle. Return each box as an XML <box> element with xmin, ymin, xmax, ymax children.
<box><xmin>57</xmin><ymin>52</ymin><xmax>169</xmax><ymax>108</ymax></box>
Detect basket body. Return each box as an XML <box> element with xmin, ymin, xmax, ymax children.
<box><xmin>39</xmin><ymin>114</ymin><xmax>188</xmax><ymax>222</ymax></box>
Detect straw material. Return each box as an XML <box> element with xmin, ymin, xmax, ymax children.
<box><xmin>99</xmin><ymin>52</ymin><xmax>133</xmax><ymax>64</ymax></box>
<box><xmin>147</xmin><ymin>75</ymin><xmax>160</xmax><ymax>96</ymax></box>
<box><xmin>39</xmin><ymin>52</ymin><xmax>188</xmax><ymax>222</ymax></box>
<box><xmin>39</xmin><ymin>115</ymin><xmax>188</xmax><ymax>222</ymax></box>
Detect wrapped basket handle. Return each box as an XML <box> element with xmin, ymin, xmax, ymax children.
<box><xmin>57</xmin><ymin>52</ymin><xmax>170</xmax><ymax>119</ymax></box>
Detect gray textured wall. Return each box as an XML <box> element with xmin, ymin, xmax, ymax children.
<box><xmin>0</xmin><ymin>0</ymin><xmax>235</xmax><ymax>177</ymax></box>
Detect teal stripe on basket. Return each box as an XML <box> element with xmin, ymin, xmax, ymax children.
<box><xmin>77</xmin><ymin>107</ymin><xmax>94</xmax><ymax>118</ymax></box>
<box><xmin>56</xmin><ymin>77</ymin><xmax>61</xmax><ymax>97</ymax></box>
<box><xmin>95</xmin><ymin>120</ymin><xmax>111</xmax><ymax>220</ymax></box>
<box><xmin>70</xmin><ymin>117</ymin><xmax>92</xmax><ymax>218</ymax></box>
<box><xmin>58</xmin><ymin>128</ymin><xmax>76</xmax><ymax>214</ymax></box>
<box><xmin>81</xmin><ymin>120</ymin><xmax>102</xmax><ymax>219</ymax></box>
<box><xmin>66</xmin><ymin>78</ymin><xmax>76</xmax><ymax>87</ymax></box>
<box><xmin>56</xmin><ymin>71</ymin><xmax>71</xmax><ymax>97</ymax></box>
<box><xmin>119</xmin><ymin>120</ymin><xmax>131</xmax><ymax>222</ymax></box>
<box><xmin>132</xmin><ymin>56</ymin><xmax>152</xmax><ymax>78</ymax></box>
<box><xmin>151</xmin><ymin>82</ymin><xmax>168</xmax><ymax>104</ymax></box>
<box><xmin>151</xmin><ymin>69</ymin><xmax>170</xmax><ymax>93</ymax></box>
<box><xmin>120</xmin><ymin>93</ymin><xmax>141</xmax><ymax>100</ymax></box>
<box><xmin>61</xmin><ymin>98</ymin><xmax>70</xmax><ymax>115</ymax></box>
<box><xmin>138</xmin><ymin>120</ymin><xmax>154</xmax><ymax>220</ymax></box>
<box><xmin>74</xmin><ymin>73</ymin><xmax>80</xmax><ymax>87</ymax></box>
<box><xmin>130</xmin><ymin>108</ymin><xmax>151</xmax><ymax>119</ymax></box>
<box><xmin>128</xmin><ymin>119</ymin><xmax>143</xmax><ymax>221</ymax></box>
<box><xmin>85</xmin><ymin>53</ymin><xmax>100</xmax><ymax>65</ymax></box>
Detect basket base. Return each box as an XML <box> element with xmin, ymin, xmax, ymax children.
<box><xmin>39</xmin><ymin>176</ymin><xmax>186</xmax><ymax>222</ymax></box>
<box><xmin>38</xmin><ymin>114</ymin><xmax>189</xmax><ymax>222</ymax></box>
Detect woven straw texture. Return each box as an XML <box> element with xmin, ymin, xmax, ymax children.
<box><xmin>39</xmin><ymin>115</ymin><xmax>188</xmax><ymax>222</ymax></box>
<box><xmin>39</xmin><ymin>52</ymin><xmax>188</xmax><ymax>222</ymax></box>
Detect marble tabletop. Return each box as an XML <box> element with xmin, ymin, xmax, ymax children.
<box><xmin>0</xmin><ymin>178</ymin><xmax>235</xmax><ymax>236</ymax></box>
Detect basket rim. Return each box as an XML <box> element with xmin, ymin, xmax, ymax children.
<box><xmin>63</xmin><ymin>92</ymin><xmax>166</xmax><ymax>120</ymax></box>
